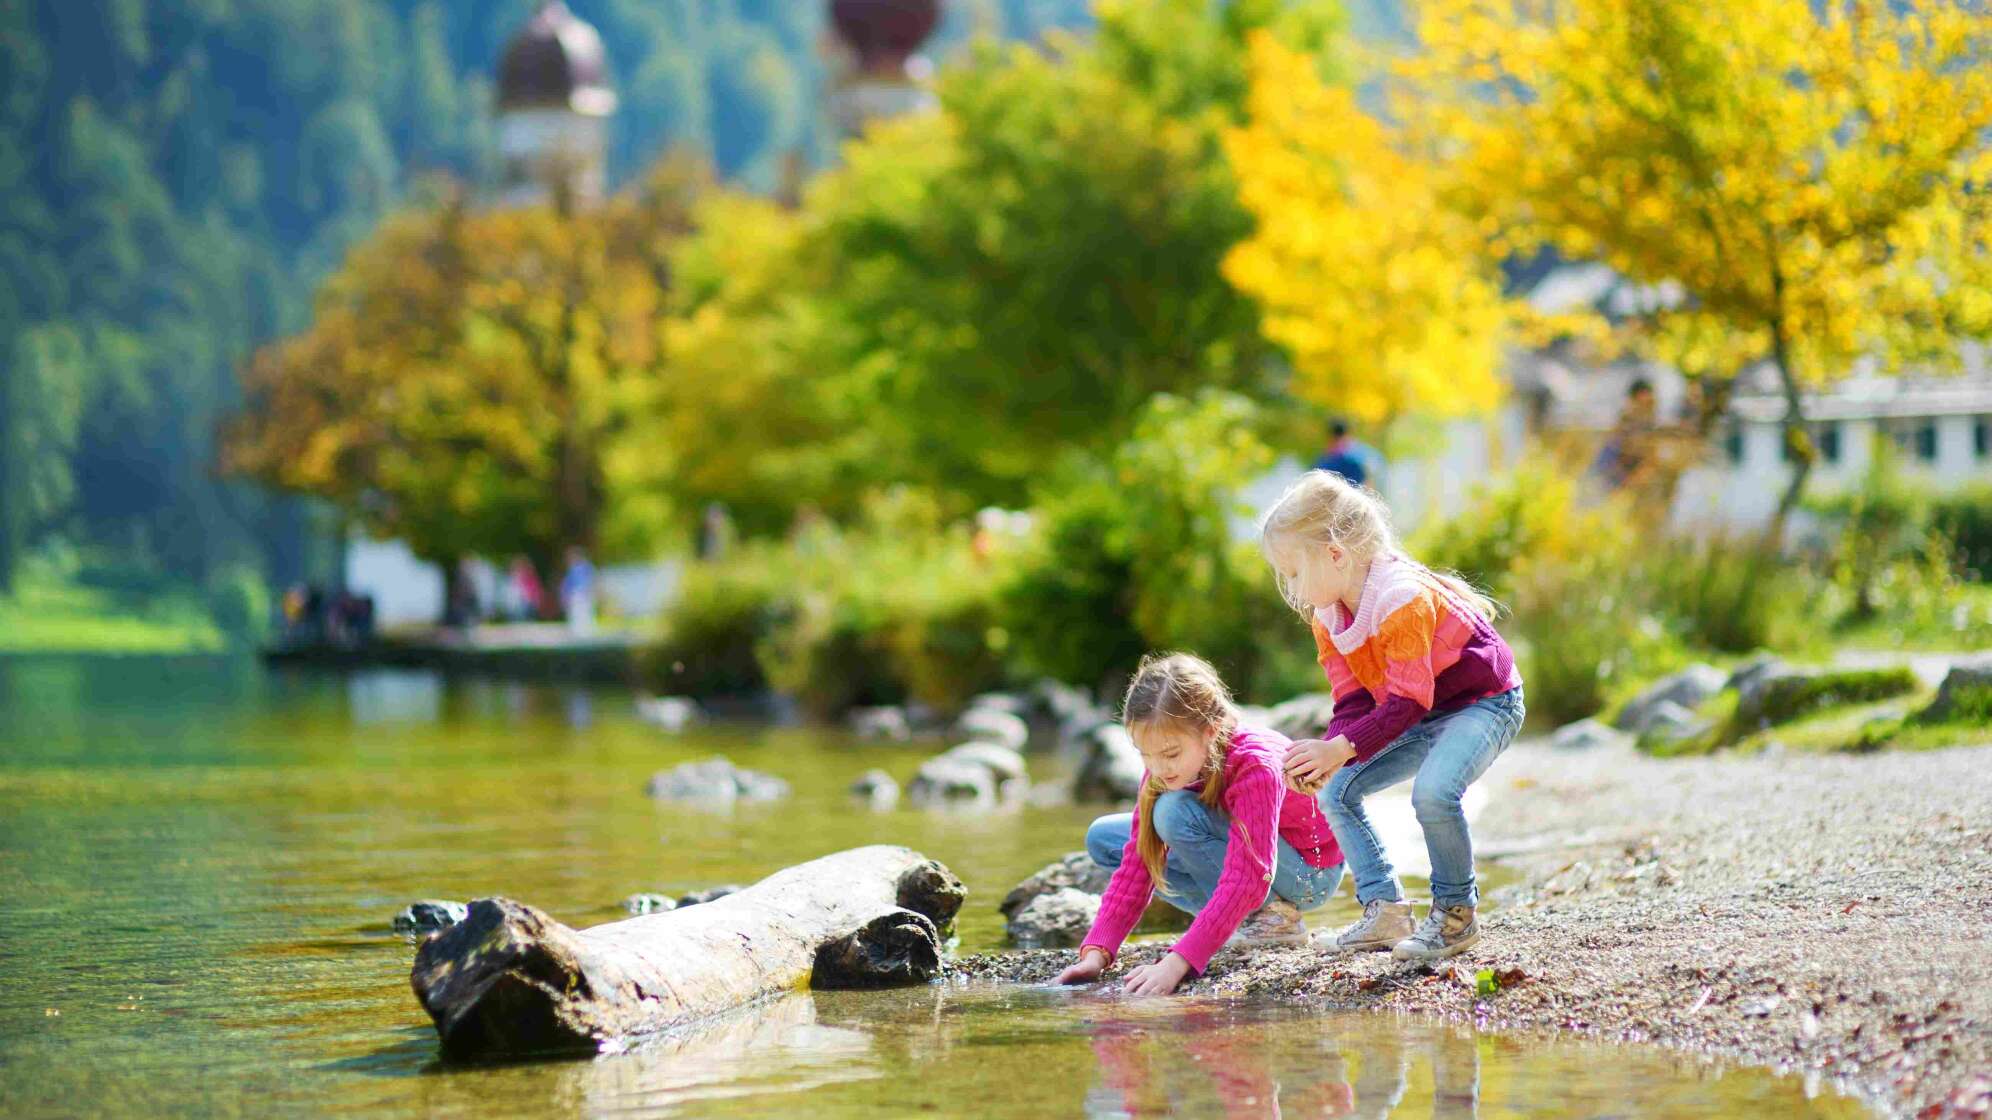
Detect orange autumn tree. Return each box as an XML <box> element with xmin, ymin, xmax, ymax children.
<box><xmin>225</xmin><ymin>163</ymin><xmax>702</xmax><ymax>583</ymax></box>
<box><xmin>1399</xmin><ymin>0</ymin><xmax>1992</xmax><ymax>527</ymax></box>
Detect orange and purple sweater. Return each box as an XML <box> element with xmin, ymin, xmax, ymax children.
<box><xmin>1314</xmin><ymin>552</ymin><xmax>1521</xmax><ymax>761</ymax></box>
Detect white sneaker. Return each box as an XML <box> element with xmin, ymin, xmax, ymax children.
<box><xmin>1229</xmin><ymin>898</ymin><xmax>1309</xmax><ymax>947</ymax></box>
<box><xmin>1391</xmin><ymin>904</ymin><xmax>1480</xmax><ymax>961</ymax></box>
<box><xmin>1319</xmin><ymin>899</ymin><xmax>1415</xmax><ymax>953</ymax></box>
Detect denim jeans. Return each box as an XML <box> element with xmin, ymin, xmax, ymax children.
<box><xmin>1086</xmin><ymin>790</ymin><xmax>1345</xmax><ymax>914</ymax></box>
<box><xmin>1319</xmin><ymin>687</ymin><xmax>1525</xmax><ymax>910</ymax></box>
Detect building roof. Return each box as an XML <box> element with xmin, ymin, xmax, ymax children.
<box><xmin>497</xmin><ymin>1</ymin><xmax>617</xmax><ymax>116</ymax></box>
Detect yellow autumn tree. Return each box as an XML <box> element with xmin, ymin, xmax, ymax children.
<box><xmin>225</xmin><ymin>161</ymin><xmax>704</xmax><ymax>585</ymax></box>
<box><xmin>1401</xmin><ymin>0</ymin><xmax>1992</xmax><ymax>523</ymax></box>
<box><xmin>1222</xmin><ymin>32</ymin><xmax>1524</xmax><ymax>427</ymax></box>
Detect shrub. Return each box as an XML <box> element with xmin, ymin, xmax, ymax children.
<box><xmin>1643</xmin><ymin>535</ymin><xmax>1819</xmax><ymax>654</ymax></box>
<box><xmin>206</xmin><ymin>564</ymin><xmax>272</xmax><ymax>645</ymax></box>
<box><xmin>1931</xmin><ymin>485</ymin><xmax>1992</xmax><ymax>580</ymax></box>
<box><xmin>643</xmin><ymin>548</ymin><xmax>793</xmax><ymax>697</ymax></box>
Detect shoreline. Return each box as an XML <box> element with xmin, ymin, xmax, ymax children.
<box><xmin>949</xmin><ymin>739</ymin><xmax>1992</xmax><ymax>1120</ymax></box>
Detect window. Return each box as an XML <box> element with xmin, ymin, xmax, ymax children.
<box><xmin>1817</xmin><ymin>422</ymin><xmax>1841</xmax><ymax>464</ymax></box>
<box><xmin>1723</xmin><ymin>426</ymin><xmax>1745</xmax><ymax>465</ymax></box>
<box><xmin>1977</xmin><ymin>415</ymin><xmax>1989</xmax><ymax>459</ymax></box>
<box><xmin>1889</xmin><ymin>418</ymin><xmax>1938</xmax><ymax>463</ymax></box>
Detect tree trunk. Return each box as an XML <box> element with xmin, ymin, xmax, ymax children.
<box><xmin>409</xmin><ymin>845</ymin><xmax>965</xmax><ymax>1060</ymax></box>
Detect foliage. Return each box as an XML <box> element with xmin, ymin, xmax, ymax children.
<box><xmin>1734</xmin><ymin>666</ymin><xmax>1920</xmax><ymax>731</ymax></box>
<box><xmin>1402</xmin><ymin>0</ymin><xmax>1992</xmax><ymax>521</ymax></box>
<box><xmin>226</xmin><ymin>161</ymin><xmax>704</xmax><ymax>578</ymax></box>
<box><xmin>999</xmin><ymin>391</ymin><xmax>1306</xmax><ymax>701</ymax></box>
<box><xmin>205</xmin><ymin>565</ymin><xmax>274</xmax><ymax>646</ymax></box>
<box><xmin>1930</xmin><ymin>485</ymin><xmax>1992</xmax><ymax>582</ymax></box>
<box><xmin>1642</xmin><ymin>535</ymin><xmax>1819</xmax><ymax>655</ymax></box>
<box><xmin>642</xmin><ymin>543</ymin><xmax>793</xmax><ymax>698</ymax></box>
<box><xmin>0</xmin><ymin>554</ymin><xmax>224</xmax><ymax>655</ymax></box>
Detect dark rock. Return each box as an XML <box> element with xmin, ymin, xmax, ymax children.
<box><xmin>907</xmin><ymin>756</ymin><xmax>997</xmax><ymax>805</ymax></box>
<box><xmin>393</xmin><ymin>899</ymin><xmax>468</xmax><ymax>934</ymax></box>
<box><xmin>849</xmin><ymin>768</ymin><xmax>900</xmax><ymax>806</ymax></box>
<box><xmin>1614</xmin><ymin>664</ymin><xmax>1727</xmax><ymax>731</ymax></box>
<box><xmin>621</xmin><ymin>892</ymin><xmax>677</xmax><ymax>915</ymax></box>
<box><xmin>646</xmin><ymin>757</ymin><xmax>790</xmax><ymax>803</ymax></box>
<box><xmin>635</xmin><ymin>695</ymin><xmax>702</xmax><ymax>732</ymax></box>
<box><xmin>677</xmin><ymin>885</ymin><xmax>744</xmax><ymax>908</ymax></box>
<box><xmin>1005</xmin><ymin>887</ymin><xmax>1099</xmax><ymax>949</ymax></box>
<box><xmin>955</xmin><ymin>707</ymin><xmax>1029</xmax><ymax>752</ymax></box>
<box><xmin>894</xmin><ymin>858</ymin><xmax>967</xmax><ymax>931</ymax></box>
<box><xmin>811</xmin><ymin>908</ymin><xmax>942</xmax><ymax>989</ymax></box>
<box><xmin>1914</xmin><ymin>653</ymin><xmax>1992</xmax><ymax>724</ymax></box>
<box><xmin>1000</xmin><ymin>851</ymin><xmax>1111</xmax><ymax>920</ymax></box>
<box><xmin>1550</xmin><ymin>718</ymin><xmax>1629</xmax><ymax>752</ymax></box>
<box><xmin>1072</xmin><ymin>723</ymin><xmax>1143</xmax><ymax>802</ymax></box>
<box><xmin>1724</xmin><ymin>654</ymin><xmax>1784</xmax><ymax>697</ymax></box>
<box><xmin>848</xmin><ymin>706</ymin><xmax>912</xmax><ymax>741</ymax></box>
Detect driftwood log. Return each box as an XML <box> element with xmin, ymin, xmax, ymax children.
<box><xmin>411</xmin><ymin>845</ymin><xmax>965</xmax><ymax>1059</ymax></box>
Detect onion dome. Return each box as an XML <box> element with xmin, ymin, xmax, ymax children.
<box><xmin>829</xmin><ymin>0</ymin><xmax>941</xmax><ymax>77</ymax></box>
<box><xmin>497</xmin><ymin>1</ymin><xmax>617</xmax><ymax>116</ymax></box>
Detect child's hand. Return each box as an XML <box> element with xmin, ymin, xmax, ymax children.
<box><xmin>1284</xmin><ymin>736</ymin><xmax>1357</xmax><ymax>793</ymax></box>
<box><xmin>1054</xmin><ymin>947</ymin><xmax>1109</xmax><ymax>985</ymax></box>
<box><xmin>1122</xmin><ymin>952</ymin><xmax>1192</xmax><ymax>996</ymax></box>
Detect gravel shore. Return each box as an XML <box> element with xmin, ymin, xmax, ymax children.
<box><xmin>948</xmin><ymin>739</ymin><xmax>1992</xmax><ymax>1119</ymax></box>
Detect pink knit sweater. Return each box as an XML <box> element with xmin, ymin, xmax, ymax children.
<box><xmin>1079</xmin><ymin>725</ymin><xmax>1341</xmax><ymax>974</ymax></box>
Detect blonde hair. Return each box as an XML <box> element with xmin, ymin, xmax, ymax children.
<box><xmin>1259</xmin><ymin>470</ymin><xmax>1498</xmax><ymax>622</ymax></box>
<box><xmin>1123</xmin><ymin>652</ymin><xmax>1241</xmax><ymax>893</ymax></box>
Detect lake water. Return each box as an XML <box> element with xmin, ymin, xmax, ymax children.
<box><xmin>0</xmin><ymin>658</ymin><xmax>1867</xmax><ymax>1118</ymax></box>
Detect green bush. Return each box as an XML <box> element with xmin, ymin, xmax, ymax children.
<box><xmin>1643</xmin><ymin>535</ymin><xmax>1819</xmax><ymax>654</ymax></box>
<box><xmin>205</xmin><ymin>564</ymin><xmax>272</xmax><ymax>645</ymax></box>
<box><xmin>1733</xmin><ymin>666</ymin><xmax>1920</xmax><ymax>730</ymax></box>
<box><xmin>643</xmin><ymin>549</ymin><xmax>794</xmax><ymax>698</ymax></box>
<box><xmin>1930</xmin><ymin>485</ymin><xmax>1992</xmax><ymax>581</ymax></box>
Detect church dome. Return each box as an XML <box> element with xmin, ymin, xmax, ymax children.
<box><xmin>829</xmin><ymin>0</ymin><xmax>941</xmax><ymax>77</ymax></box>
<box><xmin>497</xmin><ymin>1</ymin><xmax>617</xmax><ymax>116</ymax></box>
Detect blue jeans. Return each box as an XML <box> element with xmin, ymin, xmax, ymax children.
<box><xmin>1320</xmin><ymin>687</ymin><xmax>1525</xmax><ymax>910</ymax></box>
<box><xmin>1085</xmin><ymin>791</ymin><xmax>1345</xmax><ymax>914</ymax></box>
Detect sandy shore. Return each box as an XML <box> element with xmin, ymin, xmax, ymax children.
<box><xmin>949</xmin><ymin>739</ymin><xmax>1992</xmax><ymax>1119</ymax></box>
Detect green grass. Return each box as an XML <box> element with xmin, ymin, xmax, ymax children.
<box><xmin>1831</xmin><ymin>580</ymin><xmax>1992</xmax><ymax>651</ymax></box>
<box><xmin>0</xmin><ymin>571</ymin><xmax>224</xmax><ymax>655</ymax></box>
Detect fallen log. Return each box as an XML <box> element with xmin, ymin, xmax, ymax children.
<box><xmin>410</xmin><ymin>845</ymin><xmax>965</xmax><ymax>1059</ymax></box>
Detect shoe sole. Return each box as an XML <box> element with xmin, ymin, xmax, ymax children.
<box><xmin>1391</xmin><ymin>928</ymin><xmax>1480</xmax><ymax>961</ymax></box>
<box><xmin>1320</xmin><ymin>934</ymin><xmax>1410</xmax><ymax>954</ymax></box>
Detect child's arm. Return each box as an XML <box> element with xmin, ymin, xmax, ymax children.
<box><xmin>1074</xmin><ymin>803</ymin><xmax>1157</xmax><ymax>971</ymax></box>
<box><xmin>1160</xmin><ymin>761</ymin><xmax>1283</xmax><ymax>978</ymax></box>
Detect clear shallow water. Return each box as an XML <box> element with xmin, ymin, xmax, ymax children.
<box><xmin>0</xmin><ymin>658</ymin><xmax>1867</xmax><ymax>1118</ymax></box>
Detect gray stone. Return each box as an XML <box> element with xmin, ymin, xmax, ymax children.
<box><xmin>676</xmin><ymin>885</ymin><xmax>743</xmax><ymax>908</ymax></box>
<box><xmin>1724</xmin><ymin>654</ymin><xmax>1785</xmax><ymax>697</ymax></box>
<box><xmin>1000</xmin><ymin>851</ymin><xmax>1112</xmax><ymax>920</ymax></box>
<box><xmin>1916</xmin><ymin>652</ymin><xmax>1992</xmax><ymax>724</ymax></box>
<box><xmin>620</xmin><ymin>892</ymin><xmax>677</xmax><ymax>915</ymax></box>
<box><xmin>939</xmin><ymin>742</ymin><xmax>1028</xmax><ymax>786</ymax></box>
<box><xmin>1615</xmin><ymin>664</ymin><xmax>1728</xmax><ymax>731</ymax></box>
<box><xmin>645</xmin><ymin>757</ymin><xmax>790</xmax><ymax>803</ymax></box>
<box><xmin>1549</xmin><ymin>718</ymin><xmax>1629</xmax><ymax>752</ymax></box>
<box><xmin>1005</xmin><ymin>887</ymin><xmax>1101</xmax><ymax>950</ymax></box>
<box><xmin>848</xmin><ymin>706</ymin><xmax>912</xmax><ymax>742</ymax></box>
<box><xmin>965</xmin><ymin>691</ymin><xmax>1031</xmax><ymax>720</ymax></box>
<box><xmin>849</xmin><ymin>768</ymin><xmax>900</xmax><ymax>806</ymax></box>
<box><xmin>1072</xmin><ymin>723</ymin><xmax>1144</xmax><ymax>802</ymax></box>
<box><xmin>1634</xmin><ymin>700</ymin><xmax>1709</xmax><ymax>744</ymax></box>
<box><xmin>1261</xmin><ymin>693</ymin><xmax>1340</xmax><ymax>742</ymax></box>
<box><xmin>634</xmin><ymin>695</ymin><xmax>703</xmax><ymax>732</ymax></box>
<box><xmin>907</xmin><ymin>757</ymin><xmax>997</xmax><ymax>805</ymax></box>
<box><xmin>393</xmin><ymin>899</ymin><xmax>468</xmax><ymax>934</ymax></box>
<box><xmin>1031</xmin><ymin>679</ymin><xmax>1097</xmax><ymax>727</ymax></box>
<box><xmin>955</xmin><ymin>707</ymin><xmax>1029</xmax><ymax>752</ymax></box>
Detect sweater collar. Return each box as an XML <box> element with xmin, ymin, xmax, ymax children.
<box><xmin>1314</xmin><ymin>552</ymin><xmax>1396</xmax><ymax>656</ymax></box>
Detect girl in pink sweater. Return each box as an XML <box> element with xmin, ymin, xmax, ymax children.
<box><xmin>1054</xmin><ymin>653</ymin><xmax>1345</xmax><ymax>995</ymax></box>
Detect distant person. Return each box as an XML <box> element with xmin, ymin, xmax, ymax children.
<box><xmin>500</xmin><ymin>556</ymin><xmax>545</xmax><ymax>622</ymax></box>
<box><xmin>1053</xmin><ymin>653</ymin><xmax>1346</xmax><ymax>996</ymax></box>
<box><xmin>560</xmin><ymin>547</ymin><xmax>596</xmax><ymax>634</ymax></box>
<box><xmin>1261</xmin><ymin>470</ymin><xmax>1524</xmax><ymax>963</ymax></box>
<box><xmin>697</xmin><ymin>503</ymin><xmax>736</xmax><ymax>561</ymax></box>
<box><xmin>1314</xmin><ymin>419</ymin><xmax>1370</xmax><ymax>488</ymax></box>
<box><xmin>1591</xmin><ymin>377</ymin><xmax>1659</xmax><ymax>490</ymax></box>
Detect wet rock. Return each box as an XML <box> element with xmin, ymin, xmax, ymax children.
<box><xmin>393</xmin><ymin>899</ymin><xmax>468</xmax><ymax>934</ymax></box>
<box><xmin>848</xmin><ymin>706</ymin><xmax>912</xmax><ymax>742</ymax></box>
<box><xmin>645</xmin><ymin>757</ymin><xmax>790</xmax><ymax>803</ymax></box>
<box><xmin>955</xmin><ymin>707</ymin><xmax>1029</xmax><ymax>752</ymax></box>
<box><xmin>1031</xmin><ymin>679</ymin><xmax>1097</xmax><ymax>728</ymax></box>
<box><xmin>1005</xmin><ymin>887</ymin><xmax>1100</xmax><ymax>949</ymax></box>
<box><xmin>1000</xmin><ymin>851</ymin><xmax>1113</xmax><ymax>920</ymax></box>
<box><xmin>620</xmin><ymin>892</ymin><xmax>677</xmax><ymax>915</ymax></box>
<box><xmin>964</xmin><ymin>691</ymin><xmax>1031</xmax><ymax>720</ymax></box>
<box><xmin>1550</xmin><ymin>718</ymin><xmax>1629</xmax><ymax>752</ymax></box>
<box><xmin>1724</xmin><ymin>654</ymin><xmax>1784</xmax><ymax>697</ymax></box>
<box><xmin>677</xmin><ymin>885</ymin><xmax>743</xmax><ymax>908</ymax></box>
<box><xmin>1615</xmin><ymin>664</ymin><xmax>1727</xmax><ymax>731</ymax></box>
<box><xmin>635</xmin><ymin>695</ymin><xmax>703</xmax><ymax>732</ymax></box>
<box><xmin>907</xmin><ymin>756</ymin><xmax>997</xmax><ymax>806</ymax></box>
<box><xmin>1072</xmin><ymin>723</ymin><xmax>1143</xmax><ymax>802</ymax></box>
<box><xmin>940</xmin><ymin>742</ymin><xmax>1028</xmax><ymax>787</ymax></box>
<box><xmin>850</xmin><ymin>768</ymin><xmax>900</xmax><ymax>807</ymax></box>
<box><xmin>1260</xmin><ymin>693</ymin><xmax>1339</xmax><ymax>741</ymax></box>
<box><xmin>811</xmin><ymin>908</ymin><xmax>942</xmax><ymax>989</ymax></box>
<box><xmin>1914</xmin><ymin>652</ymin><xmax>1992</xmax><ymax>724</ymax></box>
